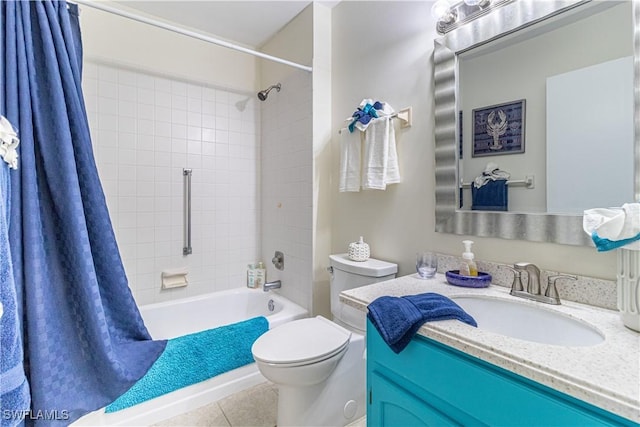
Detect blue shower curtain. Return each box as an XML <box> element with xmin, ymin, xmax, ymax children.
<box><xmin>1</xmin><ymin>1</ymin><xmax>166</xmax><ymax>425</ymax></box>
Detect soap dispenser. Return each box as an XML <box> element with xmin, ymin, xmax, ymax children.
<box><xmin>460</xmin><ymin>240</ymin><xmax>478</xmax><ymax>277</ymax></box>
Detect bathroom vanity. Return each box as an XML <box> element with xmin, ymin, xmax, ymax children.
<box><xmin>340</xmin><ymin>274</ymin><xmax>640</xmax><ymax>426</ymax></box>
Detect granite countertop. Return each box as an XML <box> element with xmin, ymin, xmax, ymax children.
<box><xmin>340</xmin><ymin>273</ymin><xmax>640</xmax><ymax>422</ymax></box>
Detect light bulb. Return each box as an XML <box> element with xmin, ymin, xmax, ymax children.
<box><xmin>431</xmin><ymin>0</ymin><xmax>451</xmax><ymax>20</ymax></box>
<box><xmin>466</xmin><ymin>0</ymin><xmax>492</xmax><ymax>7</ymax></box>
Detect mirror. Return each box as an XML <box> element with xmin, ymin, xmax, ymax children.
<box><xmin>434</xmin><ymin>0</ymin><xmax>639</xmax><ymax>246</ymax></box>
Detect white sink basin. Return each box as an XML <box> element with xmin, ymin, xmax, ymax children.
<box><xmin>451</xmin><ymin>295</ymin><xmax>604</xmax><ymax>347</ymax></box>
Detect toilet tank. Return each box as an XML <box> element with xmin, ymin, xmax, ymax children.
<box><xmin>329</xmin><ymin>254</ymin><xmax>397</xmax><ymax>332</ymax></box>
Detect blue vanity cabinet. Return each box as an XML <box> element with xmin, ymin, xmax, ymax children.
<box><xmin>366</xmin><ymin>320</ymin><xmax>636</xmax><ymax>426</ymax></box>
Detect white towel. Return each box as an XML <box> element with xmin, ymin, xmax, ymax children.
<box><xmin>362</xmin><ymin>117</ymin><xmax>401</xmax><ymax>190</ymax></box>
<box><xmin>473</xmin><ymin>162</ymin><xmax>510</xmax><ymax>188</ymax></box>
<box><xmin>583</xmin><ymin>203</ymin><xmax>640</xmax><ymax>251</ymax></box>
<box><xmin>385</xmin><ymin>119</ymin><xmax>401</xmax><ymax>185</ymax></box>
<box><xmin>339</xmin><ymin>129</ymin><xmax>362</xmax><ymax>192</ymax></box>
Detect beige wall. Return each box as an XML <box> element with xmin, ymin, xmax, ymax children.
<box><xmin>259</xmin><ymin>4</ymin><xmax>334</xmax><ymax>317</ymax></box>
<box><xmin>330</xmin><ymin>1</ymin><xmax>616</xmax><ymax>282</ymax></box>
<box><xmin>80</xmin><ymin>1</ymin><xmax>258</xmax><ymax>91</ymax></box>
<box><xmin>259</xmin><ymin>6</ymin><xmax>315</xmax><ymax>311</ymax></box>
<box><xmin>311</xmin><ymin>3</ymin><xmax>333</xmax><ymax>318</ymax></box>
<box><xmin>259</xmin><ymin>5</ymin><xmax>313</xmax><ymax>87</ymax></box>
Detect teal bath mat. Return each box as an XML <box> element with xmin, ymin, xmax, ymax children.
<box><xmin>106</xmin><ymin>316</ymin><xmax>269</xmax><ymax>412</ymax></box>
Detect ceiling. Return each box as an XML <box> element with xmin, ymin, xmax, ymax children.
<box><xmin>112</xmin><ymin>1</ymin><xmax>314</xmax><ymax>48</ymax></box>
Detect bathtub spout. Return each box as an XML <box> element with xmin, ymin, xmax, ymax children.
<box><xmin>263</xmin><ymin>280</ymin><xmax>281</xmax><ymax>292</ymax></box>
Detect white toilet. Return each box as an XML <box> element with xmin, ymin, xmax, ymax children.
<box><xmin>251</xmin><ymin>254</ymin><xmax>397</xmax><ymax>426</ymax></box>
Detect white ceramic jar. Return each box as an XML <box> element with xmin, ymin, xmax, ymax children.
<box><xmin>348</xmin><ymin>236</ymin><xmax>370</xmax><ymax>262</ymax></box>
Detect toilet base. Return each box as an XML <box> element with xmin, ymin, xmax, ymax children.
<box><xmin>275</xmin><ymin>334</ymin><xmax>366</xmax><ymax>427</ymax></box>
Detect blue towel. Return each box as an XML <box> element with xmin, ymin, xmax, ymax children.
<box><xmin>0</xmin><ymin>164</ymin><xmax>31</xmax><ymax>425</ymax></box>
<box><xmin>472</xmin><ymin>179</ymin><xmax>508</xmax><ymax>211</ymax></box>
<box><xmin>367</xmin><ymin>293</ymin><xmax>477</xmax><ymax>353</ymax></box>
<box><xmin>348</xmin><ymin>101</ymin><xmax>383</xmax><ymax>132</ymax></box>
<box><xmin>105</xmin><ymin>316</ymin><xmax>269</xmax><ymax>412</ymax></box>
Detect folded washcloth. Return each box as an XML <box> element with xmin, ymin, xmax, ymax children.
<box><xmin>367</xmin><ymin>293</ymin><xmax>477</xmax><ymax>353</ymax></box>
<box><xmin>349</xmin><ymin>99</ymin><xmax>382</xmax><ymax>132</ymax></box>
<box><xmin>349</xmin><ymin>102</ymin><xmax>379</xmax><ymax>133</ymax></box>
<box><xmin>339</xmin><ymin>130</ymin><xmax>362</xmax><ymax>192</ymax></box>
<box><xmin>583</xmin><ymin>203</ymin><xmax>640</xmax><ymax>251</ymax></box>
<box><xmin>348</xmin><ymin>99</ymin><xmax>396</xmax><ymax>133</ymax></box>
<box><xmin>473</xmin><ymin>162</ymin><xmax>510</xmax><ymax>189</ymax></box>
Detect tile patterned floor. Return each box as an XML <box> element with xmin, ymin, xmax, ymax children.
<box><xmin>346</xmin><ymin>416</ymin><xmax>366</xmax><ymax>427</ymax></box>
<box><xmin>153</xmin><ymin>381</ymin><xmax>367</xmax><ymax>427</ymax></box>
<box><xmin>153</xmin><ymin>383</ymin><xmax>278</xmax><ymax>427</ymax></box>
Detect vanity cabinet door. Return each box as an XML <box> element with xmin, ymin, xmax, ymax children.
<box><xmin>368</xmin><ymin>370</ymin><xmax>461</xmax><ymax>426</ymax></box>
<box><xmin>367</xmin><ymin>320</ymin><xmax>635</xmax><ymax>426</ymax></box>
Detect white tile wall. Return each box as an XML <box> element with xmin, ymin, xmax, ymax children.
<box><xmin>83</xmin><ymin>62</ymin><xmax>261</xmax><ymax>306</ymax></box>
<box><xmin>260</xmin><ymin>71</ymin><xmax>313</xmax><ymax>310</ymax></box>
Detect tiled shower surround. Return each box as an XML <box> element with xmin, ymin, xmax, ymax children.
<box><xmin>83</xmin><ymin>62</ymin><xmax>261</xmax><ymax>305</ymax></box>
<box><xmin>259</xmin><ymin>70</ymin><xmax>313</xmax><ymax>311</ymax></box>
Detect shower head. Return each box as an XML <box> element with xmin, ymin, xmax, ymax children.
<box><xmin>257</xmin><ymin>83</ymin><xmax>281</xmax><ymax>101</ymax></box>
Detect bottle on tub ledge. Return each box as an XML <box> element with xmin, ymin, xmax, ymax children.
<box><xmin>255</xmin><ymin>262</ymin><xmax>266</xmax><ymax>288</ymax></box>
<box><xmin>247</xmin><ymin>263</ymin><xmax>257</xmax><ymax>288</ymax></box>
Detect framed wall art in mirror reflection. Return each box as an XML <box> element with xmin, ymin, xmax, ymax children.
<box><xmin>472</xmin><ymin>99</ymin><xmax>525</xmax><ymax>157</ymax></box>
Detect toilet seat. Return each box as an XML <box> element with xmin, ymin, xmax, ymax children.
<box><xmin>252</xmin><ymin>316</ymin><xmax>351</xmax><ymax>367</ymax></box>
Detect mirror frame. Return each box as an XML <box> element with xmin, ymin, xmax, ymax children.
<box><xmin>434</xmin><ymin>0</ymin><xmax>640</xmax><ymax>246</ymax></box>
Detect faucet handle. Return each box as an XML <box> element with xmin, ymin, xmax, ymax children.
<box><xmin>545</xmin><ymin>275</ymin><xmax>577</xmax><ymax>303</ymax></box>
<box><xmin>504</xmin><ymin>266</ymin><xmax>525</xmax><ymax>294</ymax></box>
<box><xmin>272</xmin><ymin>251</ymin><xmax>284</xmax><ymax>271</ymax></box>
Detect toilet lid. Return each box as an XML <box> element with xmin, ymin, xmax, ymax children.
<box><xmin>252</xmin><ymin>316</ymin><xmax>351</xmax><ymax>365</ymax></box>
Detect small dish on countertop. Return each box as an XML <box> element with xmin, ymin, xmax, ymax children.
<box><xmin>446</xmin><ymin>270</ymin><xmax>492</xmax><ymax>288</ymax></box>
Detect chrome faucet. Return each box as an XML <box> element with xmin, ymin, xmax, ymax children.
<box><xmin>508</xmin><ymin>263</ymin><xmax>576</xmax><ymax>305</ymax></box>
<box><xmin>515</xmin><ymin>262</ymin><xmax>542</xmax><ymax>295</ymax></box>
<box><xmin>263</xmin><ymin>280</ymin><xmax>281</xmax><ymax>292</ymax></box>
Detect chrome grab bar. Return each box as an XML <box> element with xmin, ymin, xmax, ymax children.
<box><xmin>183</xmin><ymin>168</ymin><xmax>193</xmax><ymax>255</ymax></box>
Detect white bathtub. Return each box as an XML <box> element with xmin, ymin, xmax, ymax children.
<box><xmin>73</xmin><ymin>288</ymin><xmax>308</xmax><ymax>426</ymax></box>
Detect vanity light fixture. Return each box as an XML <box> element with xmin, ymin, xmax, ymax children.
<box><xmin>463</xmin><ymin>0</ymin><xmax>487</xmax><ymax>7</ymax></box>
<box><xmin>431</xmin><ymin>0</ymin><xmax>456</xmax><ymax>23</ymax></box>
<box><xmin>435</xmin><ymin>0</ymin><xmax>513</xmax><ymax>34</ymax></box>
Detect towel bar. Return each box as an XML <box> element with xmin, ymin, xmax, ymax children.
<box><xmin>460</xmin><ymin>175</ymin><xmax>535</xmax><ymax>189</ymax></box>
<box><xmin>339</xmin><ymin>106</ymin><xmax>412</xmax><ymax>134</ymax></box>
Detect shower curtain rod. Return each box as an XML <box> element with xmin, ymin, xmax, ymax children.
<box><xmin>72</xmin><ymin>0</ymin><xmax>313</xmax><ymax>73</ymax></box>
